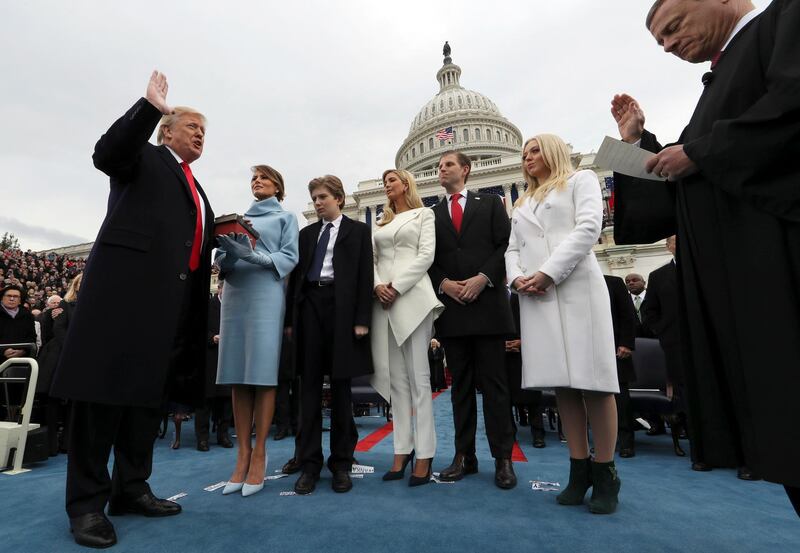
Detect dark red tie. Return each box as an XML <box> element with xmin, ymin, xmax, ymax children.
<box><xmin>710</xmin><ymin>50</ymin><xmax>722</xmax><ymax>70</ymax></box>
<box><xmin>180</xmin><ymin>161</ymin><xmax>203</xmax><ymax>271</ymax></box>
<box><xmin>451</xmin><ymin>193</ymin><xmax>463</xmax><ymax>233</ymax></box>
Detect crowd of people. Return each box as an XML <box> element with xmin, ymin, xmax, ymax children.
<box><xmin>2</xmin><ymin>0</ymin><xmax>798</xmax><ymax>549</ymax></box>
<box><xmin>0</xmin><ymin>247</ymin><xmax>85</xmax><ymax>312</ymax></box>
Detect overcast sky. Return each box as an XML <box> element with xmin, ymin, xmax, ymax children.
<box><xmin>1</xmin><ymin>0</ymin><xmax>771</xmax><ymax>251</ymax></box>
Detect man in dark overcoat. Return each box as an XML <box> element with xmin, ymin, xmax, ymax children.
<box><xmin>50</xmin><ymin>72</ymin><xmax>214</xmax><ymax>547</ymax></box>
<box><xmin>286</xmin><ymin>175</ymin><xmax>373</xmax><ymax>495</ymax></box>
<box><xmin>611</xmin><ymin>0</ymin><xmax>800</xmax><ymax>514</ymax></box>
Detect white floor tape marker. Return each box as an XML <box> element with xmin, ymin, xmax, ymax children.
<box><xmin>203</xmin><ymin>481</ymin><xmax>227</xmax><ymax>492</ymax></box>
<box><xmin>166</xmin><ymin>492</ymin><xmax>188</xmax><ymax>501</ymax></box>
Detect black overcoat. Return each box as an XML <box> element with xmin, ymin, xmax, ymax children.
<box><xmin>204</xmin><ymin>295</ymin><xmax>229</xmax><ymax>398</ymax></box>
<box><xmin>50</xmin><ymin>98</ymin><xmax>214</xmax><ymax>409</ymax></box>
<box><xmin>613</xmin><ymin>0</ymin><xmax>800</xmax><ymax>486</ymax></box>
<box><xmin>428</xmin><ymin>191</ymin><xmax>514</xmax><ymax>338</ymax></box>
<box><xmin>603</xmin><ymin>275</ymin><xmax>637</xmax><ymax>383</ymax></box>
<box><xmin>286</xmin><ymin>216</ymin><xmax>373</xmax><ymax>379</ymax></box>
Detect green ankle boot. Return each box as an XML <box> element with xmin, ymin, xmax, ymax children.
<box><xmin>588</xmin><ymin>460</ymin><xmax>621</xmax><ymax>514</ymax></box>
<box><xmin>556</xmin><ymin>457</ymin><xmax>593</xmax><ymax>505</ymax></box>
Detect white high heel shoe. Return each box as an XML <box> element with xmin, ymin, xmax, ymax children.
<box><xmin>222</xmin><ymin>481</ymin><xmax>243</xmax><ymax>495</ymax></box>
<box><xmin>242</xmin><ymin>451</ymin><xmax>268</xmax><ymax>497</ymax></box>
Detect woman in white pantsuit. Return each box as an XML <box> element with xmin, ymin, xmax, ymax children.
<box><xmin>371</xmin><ymin>169</ymin><xmax>444</xmax><ymax>487</ymax></box>
<box><xmin>505</xmin><ymin>134</ymin><xmax>621</xmax><ymax>514</ymax></box>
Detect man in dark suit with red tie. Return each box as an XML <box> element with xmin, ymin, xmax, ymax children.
<box><xmin>51</xmin><ymin>72</ymin><xmax>215</xmax><ymax>547</ymax></box>
<box><xmin>429</xmin><ymin>151</ymin><xmax>517</xmax><ymax>489</ymax></box>
<box><xmin>611</xmin><ymin>0</ymin><xmax>800</xmax><ymax>514</ymax></box>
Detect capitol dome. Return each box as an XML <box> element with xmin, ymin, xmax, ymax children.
<box><xmin>396</xmin><ymin>42</ymin><xmax>523</xmax><ymax>173</ymax></box>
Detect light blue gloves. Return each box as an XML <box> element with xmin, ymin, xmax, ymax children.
<box><xmin>216</xmin><ymin>233</ymin><xmax>273</xmax><ymax>268</ymax></box>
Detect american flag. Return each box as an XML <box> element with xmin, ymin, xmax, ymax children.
<box><xmin>435</xmin><ymin>126</ymin><xmax>454</xmax><ymax>141</ymax></box>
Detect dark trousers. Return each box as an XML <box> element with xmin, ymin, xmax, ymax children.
<box><xmin>275</xmin><ymin>377</ymin><xmax>299</xmax><ymax>433</ymax></box>
<box><xmin>294</xmin><ymin>284</ymin><xmax>357</xmax><ymax>475</ymax></box>
<box><xmin>441</xmin><ymin>336</ymin><xmax>515</xmax><ymax>459</ymax></box>
<box><xmin>616</xmin><ymin>382</ymin><xmax>635</xmax><ymax>449</ymax></box>
<box><xmin>66</xmin><ymin>401</ymin><xmax>162</xmax><ymax>517</ymax></box>
<box><xmin>65</xmin><ymin>269</ymin><xmax>200</xmax><ymax>518</ymax></box>
<box><xmin>194</xmin><ymin>397</ymin><xmax>232</xmax><ymax>443</ymax></box>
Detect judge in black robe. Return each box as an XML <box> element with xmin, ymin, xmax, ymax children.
<box><xmin>612</xmin><ymin>0</ymin><xmax>800</xmax><ymax>509</ymax></box>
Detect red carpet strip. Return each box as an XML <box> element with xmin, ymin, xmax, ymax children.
<box><xmin>511</xmin><ymin>441</ymin><xmax>528</xmax><ymax>462</ymax></box>
<box><xmin>356</xmin><ymin>391</ymin><xmax>446</xmax><ymax>452</ymax></box>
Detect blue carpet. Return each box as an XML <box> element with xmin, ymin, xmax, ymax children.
<box><xmin>1</xmin><ymin>390</ymin><xmax>798</xmax><ymax>552</ymax></box>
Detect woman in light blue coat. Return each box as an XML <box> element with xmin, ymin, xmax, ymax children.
<box><xmin>214</xmin><ymin>164</ymin><xmax>299</xmax><ymax>497</ymax></box>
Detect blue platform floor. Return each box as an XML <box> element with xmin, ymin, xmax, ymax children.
<box><xmin>1</xmin><ymin>389</ymin><xmax>798</xmax><ymax>552</ymax></box>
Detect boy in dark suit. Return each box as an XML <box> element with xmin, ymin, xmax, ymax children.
<box><xmin>286</xmin><ymin>175</ymin><xmax>373</xmax><ymax>495</ymax></box>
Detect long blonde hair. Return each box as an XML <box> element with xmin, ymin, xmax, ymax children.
<box><xmin>517</xmin><ymin>134</ymin><xmax>574</xmax><ymax>205</ymax></box>
<box><xmin>64</xmin><ymin>273</ymin><xmax>82</xmax><ymax>303</ymax></box>
<box><xmin>377</xmin><ymin>169</ymin><xmax>424</xmax><ymax>226</ymax></box>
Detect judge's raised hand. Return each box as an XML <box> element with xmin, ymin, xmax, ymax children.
<box><xmin>611</xmin><ymin>93</ymin><xmax>645</xmax><ymax>144</ymax></box>
<box><xmin>646</xmin><ymin>145</ymin><xmax>698</xmax><ymax>181</ymax></box>
<box><xmin>145</xmin><ymin>70</ymin><xmax>173</xmax><ymax>115</ymax></box>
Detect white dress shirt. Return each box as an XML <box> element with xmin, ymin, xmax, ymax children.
<box><xmin>165</xmin><ymin>145</ymin><xmax>206</xmax><ymax>240</ymax></box>
<box><xmin>317</xmin><ymin>214</ymin><xmax>343</xmax><ymax>281</ymax></box>
<box><xmin>445</xmin><ymin>188</ymin><xmax>468</xmax><ymax>217</ymax></box>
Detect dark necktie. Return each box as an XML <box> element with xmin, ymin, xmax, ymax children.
<box><xmin>180</xmin><ymin>161</ymin><xmax>203</xmax><ymax>271</ymax></box>
<box><xmin>451</xmin><ymin>193</ymin><xmax>463</xmax><ymax>233</ymax></box>
<box><xmin>307</xmin><ymin>222</ymin><xmax>332</xmax><ymax>281</ymax></box>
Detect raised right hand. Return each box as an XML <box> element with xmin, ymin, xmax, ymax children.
<box><xmin>611</xmin><ymin>93</ymin><xmax>645</xmax><ymax>143</ymax></box>
<box><xmin>145</xmin><ymin>70</ymin><xmax>173</xmax><ymax>115</ymax></box>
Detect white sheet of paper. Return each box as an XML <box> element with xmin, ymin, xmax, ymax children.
<box><xmin>594</xmin><ymin>136</ymin><xmax>665</xmax><ymax>181</ymax></box>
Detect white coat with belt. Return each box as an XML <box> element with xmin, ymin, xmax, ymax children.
<box><xmin>370</xmin><ymin>207</ymin><xmax>444</xmax><ymax>401</ymax></box>
<box><xmin>505</xmin><ymin>170</ymin><xmax>618</xmax><ymax>393</ymax></box>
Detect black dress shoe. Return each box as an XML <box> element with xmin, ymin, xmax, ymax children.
<box><xmin>438</xmin><ymin>453</ymin><xmax>479</xmax><ymax>482</ymax></box>
<box><xmin>70</xmin><ymin>512</ymin><xmax>117</xmax><ymax>549</ymax></box>
<box><xmin>282</xmin><ymin>457</ymin><xmax>301</xmax><ymax>475</ymax></box>
<box><xmin>294</xmin><ymin>472</ymin><xmax>319</xmax><ymax>495</ymax></box>
<box><xmin>533</xmin><ymin>429</ymin><xmax>546</xmax><ymax>449</ymax></box>
<box><xmin>217</xmin><ymin>431</ymin><xmax>233</xmax><ymax>448</ymax></box>
<box><xmin>332</xmin><ymin>471</ymin><xmax>353</xmax><ymax>493</ymax></box>
<box><xmin>737</xmin><ymin>466</ymin><xmax>761</xmax><ymax>481</ymax></box>
<box><xmin>274</xmin><ymin>427</ymin><xmax>289</xmax><ymax>441</ymax></box>
<box><xmin>619</xmin><ymin>447</ymin><xmax>635</xmax><ymax>458</ymax></box>
<box><xmin>494</xmin><ymin>459</ymin><xmax>517</xmax><ymax>489</ymax></box>
<box><xmin>692</xmin><ymin>461</ymin><xmax>712</xmax><ymax>472</ymax></box>
<box><xmin>197</xmin><ymin>440</ymin><xmax>210</xmax><ymax>452</ymax></box>
<box><xmin>108</xmin><ymin>491</ymin><xmax>182</xmax><ymax>517</ymax></box>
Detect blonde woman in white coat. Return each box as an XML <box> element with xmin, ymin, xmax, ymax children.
<box><xmin>505</xmin><ymin>134</ymin><xmax>621</xmax><ymax>514</ymax></box>
<box><xmin>371</xmin><ymin>169</ymin><xmax>444</xmax><ymax>487</ymax></box>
